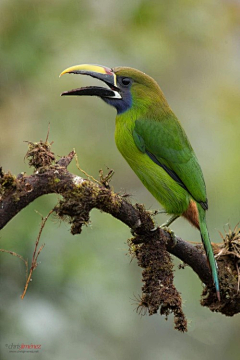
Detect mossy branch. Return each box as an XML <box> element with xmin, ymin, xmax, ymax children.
<box><xmin>1</xmin><ymin>138</ymin><xmax>240</xmax><ymax>332</ymax></box>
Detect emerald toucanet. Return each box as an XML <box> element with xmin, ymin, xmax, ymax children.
<box><xmin>60</xmin><ymin>64</ymin><xmax>220</xmax><ymax>300</ymax></box>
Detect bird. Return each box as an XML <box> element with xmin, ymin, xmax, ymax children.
<box><xmin>60</xmin><ymin>64</ymin><xmax>220</xmax><ymax>300</ymax></box>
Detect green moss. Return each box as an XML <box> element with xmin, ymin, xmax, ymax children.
<box><xmin>0</xmin><ymin>171</ymin><xmax>17</xmax><ymax>197</ymax></box>
<box><xmin>54</xmin><ymin>179</ymin><xmax>123</xmax><ymax>236</ymax></box>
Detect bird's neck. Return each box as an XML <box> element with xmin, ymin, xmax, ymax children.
<box><xmin>115</xmin><ymin>96</ymin><xmax>173</xmax><ymax>127</ymax></box>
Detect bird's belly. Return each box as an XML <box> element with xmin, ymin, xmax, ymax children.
<box><xmin>115</xmin><ymin>126</ymin><xmax>190</xmax><ymax>215</ymax></box>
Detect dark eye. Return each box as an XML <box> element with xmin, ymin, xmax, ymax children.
<box><xmin>119</xmin><ymin>77</ymin><xmax>132</xmax><ymax>87</ymax></box>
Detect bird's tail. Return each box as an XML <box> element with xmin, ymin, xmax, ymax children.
<box><xmin>197</xmin><ymin>204</ymin><xmax>220</xmax><ymax>301</ymax></box>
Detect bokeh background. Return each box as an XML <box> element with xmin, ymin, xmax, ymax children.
<box><xmin>1</xmin><ymin>0</ymin><xmax>240</xmax><ymax>359</ymax></box>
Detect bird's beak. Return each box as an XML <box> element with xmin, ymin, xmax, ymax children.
<box><xmin>60</xmin><ymin>64</ymin><xmax>121</xmax><ymax>99</ymax></box>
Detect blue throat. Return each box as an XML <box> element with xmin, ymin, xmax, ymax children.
<box><xmin>103</xmin><ymin>91</ymin><xmax>132</xmax><ymax>114</ymax></box>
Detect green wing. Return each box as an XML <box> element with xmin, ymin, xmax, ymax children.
<box><xmin>133</xmin><ymin>117</ymin><xmax>208</xmax><ymax>207</ymax></box>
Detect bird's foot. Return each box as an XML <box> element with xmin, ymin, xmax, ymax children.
<box><xmin>131</xmin><ymin>219</ymin><xmax>158</xmax><ymax>235</ymax></box>
<box><xmin>160</xmin><ymin>225</ymin><xmax>177</xmax><ymax>247</ymax></box>
<box><xmin>130</xmin><ymin>218</ymin><xmax>142</xmax><ymax>235</ymax></box>
<box><xmin>150</xmin><ymin>225</ymin><xmax>159</xmax><ymax>232</ymax></box>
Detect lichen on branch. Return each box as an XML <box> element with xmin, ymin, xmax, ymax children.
<box><xmin>1</xmin><ymin>137</ymin><xmax>240</xmax><ymax>331</ymax></box>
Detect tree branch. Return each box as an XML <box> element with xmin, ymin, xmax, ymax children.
<box><xmin>0</xmin><ymin>153</ymin><xmax>214</xmax><ymax>287</ymax></box>
<box><xmin>1</xmin><ymin>139</ymin><xmax>240</xmax><ymax>331</ymax></box>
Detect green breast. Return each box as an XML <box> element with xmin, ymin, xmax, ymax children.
<box><xmin>114</xmin><ymin>113</ymin><xmax>190</xmax><ymax>215</ymax></box>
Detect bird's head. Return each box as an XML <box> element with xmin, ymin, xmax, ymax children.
<box><xmin>60</xmin><ymin>64</ymin><xmax>169</xmax><ymax>115</ymax></box>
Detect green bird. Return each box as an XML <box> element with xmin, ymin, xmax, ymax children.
<box><xmin>60</xmin><ymin>64</ymin><xmax>220</xmax><ymax>300</ymax></box>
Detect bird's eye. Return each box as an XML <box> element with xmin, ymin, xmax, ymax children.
<box><xmin>119</xmin><ymin>77</ymin><xmax>132</xmax><ymax>87</ymax></box>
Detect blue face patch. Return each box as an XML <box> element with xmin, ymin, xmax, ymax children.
<box><xmin>103</xmin><ymin>89</ymin><xmax>132</xmax><ymax>114</ymax></box>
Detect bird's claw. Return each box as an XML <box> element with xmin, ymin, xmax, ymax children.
<box><xmin>130</xmin><ymin>218</ymin><xmax>142</xmax><ymax>235</ymax></box>
<box><xmin>150</xmin><ymin>226</ymin><xmax>158</xmax><ymax>232</ymax></box>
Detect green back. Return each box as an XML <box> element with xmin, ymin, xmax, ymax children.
<box><xmin>133</xmin><ymin>115</ymin><xmax>207</xmax><ymax>206</ymax></box>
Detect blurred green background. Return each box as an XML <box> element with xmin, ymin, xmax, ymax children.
<box><xmin>1</xmin><ymin>0</ymin><xmax>240</xmax><ymax>359</ymax></box>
